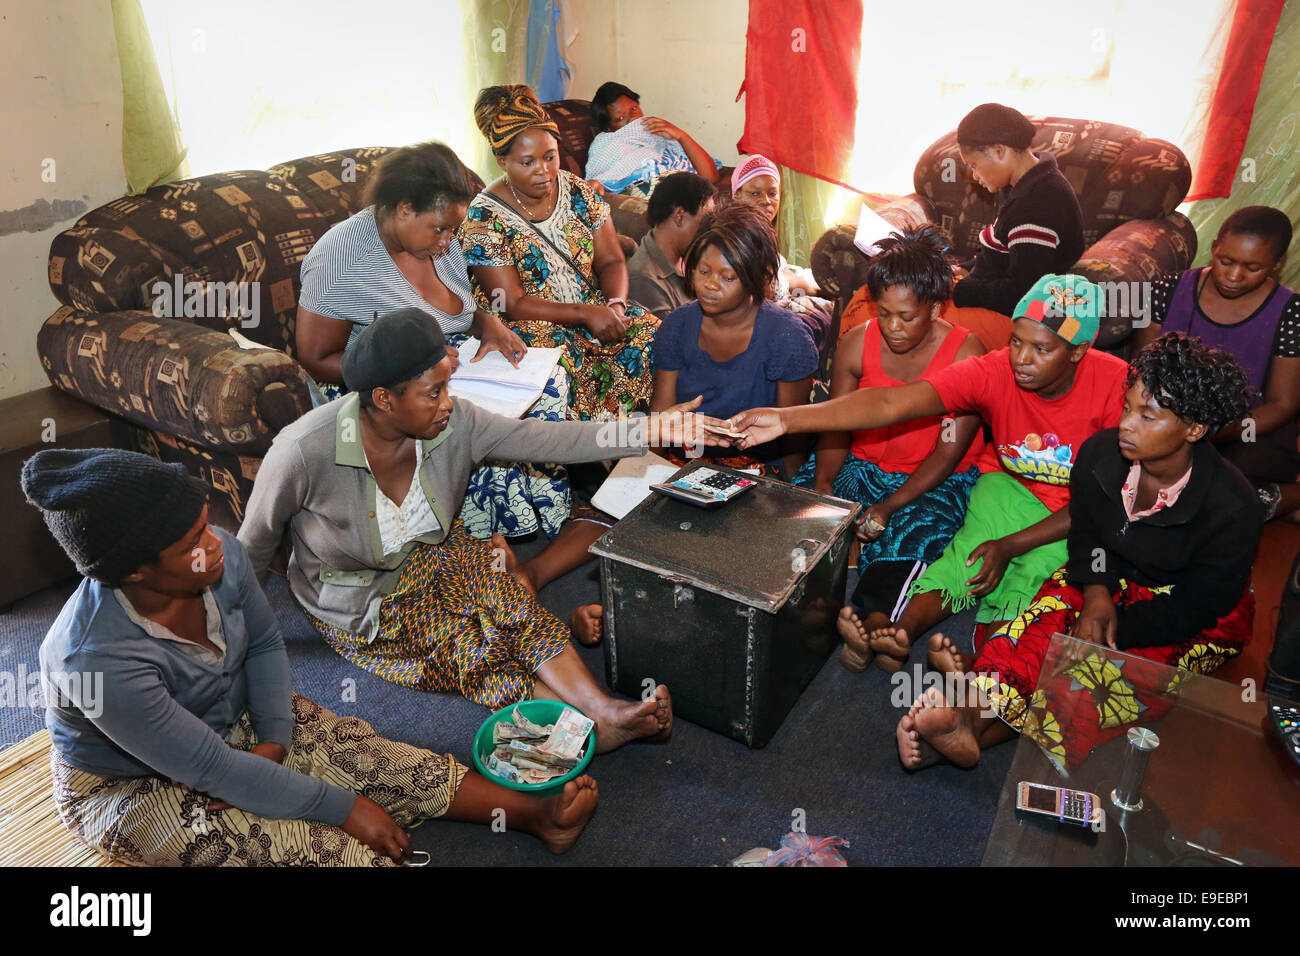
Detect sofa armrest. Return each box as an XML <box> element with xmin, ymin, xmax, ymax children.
<box><xmin>1071</xmin><ymin>212</ymin><xmax>1199</xmax><ymax>350</ymax></box>
<box><xmin>37</xmin><ymin>307</ymin><xmax>313</xmax><ymax>455</ymax></box>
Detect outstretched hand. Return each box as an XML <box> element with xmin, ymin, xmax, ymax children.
<box><xmin>648</xmin><ymin>395</ymin><xmax>735</xmax><ymax>451</ymax></box>
<box><xmin>729</xmin><ymin>407</ymin><xmax>786</xmax><ymax>450</ymax></box>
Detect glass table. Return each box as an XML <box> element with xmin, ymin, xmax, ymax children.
<box><xmin>982</xmin><ymin>633</ymin><xmax>1300</xmax><ymax>866</ymax></box>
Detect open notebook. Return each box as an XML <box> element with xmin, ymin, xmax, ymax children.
<box><xmin>449</xmin><ymin>338</ymin><xmax>564</xmax><ymax>419</ymax></box>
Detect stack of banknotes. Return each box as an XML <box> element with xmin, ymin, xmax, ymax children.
<box><xmin>486</xmin><ymin>706</ymin><xmax>593</xmax><ymax>785</ymax></box>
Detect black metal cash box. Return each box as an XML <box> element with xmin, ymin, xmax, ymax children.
<box><xmin>590</xmin><ymin>463</ymin><xmax>860</xmax><ymax>747</ymax></box>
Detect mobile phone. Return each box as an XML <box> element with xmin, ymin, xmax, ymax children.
<box><xmin>1015</xmin><ymin>781</ymin><xmax>1099</xmax><ymax>827</ymax></box>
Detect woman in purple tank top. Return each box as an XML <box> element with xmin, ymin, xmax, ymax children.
<box><xmin>1134</xmin><ymin>206</ymin><xmax>1300</xmax><ymax>519</ymax></box>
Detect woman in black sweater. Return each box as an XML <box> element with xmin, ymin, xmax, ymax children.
<box><xmin>899</xmin><ymin>333</ymin><xmax>1262</xmax><ymax>772</ymax></box>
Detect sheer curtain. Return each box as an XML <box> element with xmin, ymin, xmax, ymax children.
<box><xmin>136</xmin><ymin>0</ymin><xmax>525</xmax><ymax>182</ymax></box>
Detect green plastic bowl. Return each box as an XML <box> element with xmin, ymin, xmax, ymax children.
<box><xmin>472</xmin><ymin>699</ymin><xmax>595</xmax><ymax>796</ymax></box>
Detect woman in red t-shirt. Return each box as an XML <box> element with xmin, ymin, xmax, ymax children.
<box><xmin>734</xmin><ymin>274</ymin><xmax>1129</xmax><ymax>672</ymax></box>
<box><xmin>790</xmin><ymin>228</ymin><xmax>987</xmax><ymax>672</ymax></box>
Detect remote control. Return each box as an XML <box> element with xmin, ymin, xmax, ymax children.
<box><xmin>651</xmin><ymin>466</ymin><xmax>757</xmax><ymax>509</ymax></box>
<box><xmin>1268</xmin><ymin>697</ymin><xmax>1300</xmax><ymax>769</ymax></box>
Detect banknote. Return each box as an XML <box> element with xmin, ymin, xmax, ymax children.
<box><xmin>539</xmin><ymin>707</ymin><xmax>594</xmax><ymax>760</ymax></box>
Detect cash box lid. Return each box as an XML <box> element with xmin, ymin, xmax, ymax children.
<box><xmin>589</xmin><ymin>465</ymin><xmax>860</xmax><ymax>612</ymax></box>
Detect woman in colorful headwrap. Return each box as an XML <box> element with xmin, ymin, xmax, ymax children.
<box><xmin>790</xmin><ymin>227</ymin><xmax>988</xmax><ymax>673</ymax></box>
<box><xmin>730</xmin><ymin>154</ymin><xmax>835</xmax><ymax>359</ymax></box>
<box><xmin>898</xmin><ymin>334</ymin><xmax>1261</xmax><ymax>774</ymax></box>
<box><xmin>457</xmin><ymin>84</ymin><xmax>659</xmax><ymax>422</ymax></box>
<box><xmin>583</xmin><ymin>81</ymin><xmax>721</xmax><ymax>198</ymax></box>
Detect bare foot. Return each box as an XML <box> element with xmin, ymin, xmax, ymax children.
<box><xmin>896</xmin><ymin>695</ymin><xmax>940</xmax><ymax>770</ymax></box>
<box><xmin>913</xmin><ymin>686</ymin><xmax>981</xmax><ymax>768</ymax></box>
<box><xmin>570</xmin><ymin>604</ymin><xmax>602</xmax><ymax>647</ymax></box>
<box><xmin>535</xmin><ymin>775</ymin><xmax>598</xmax><ymax>854</ymax></box>
<box><xmin>867</xmin><ymin>622</ymin><xmax>910</xmax><ymax>673</ymax></box>
<box><xmin>593</xmin><ymin>685</ymin><xmax>673</xmax><ymax>753</ymax></box>
<box><xmin>836</xmin><ymin>606</ymin><xmax>873</xmax><ymax>672</ymax></box>
<box><xmin>927</xmin><ymin>632</ymin><xmax>967</xmax><ymax>675</ymax></box>
<box><xmin>490</xmin><ymin>533</ymin><xmax>538</xmax><ymax>595</ymax></box>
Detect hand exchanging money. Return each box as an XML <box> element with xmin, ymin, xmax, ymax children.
<box><xmin>648</xmin><ymin>395</ymin><xmax>741</xmax><ymax>451</ymax></box>
<box><xmin>726</xmin><ymin>407</ymin><xmax>787</xmax><ymax>450</ymax></box>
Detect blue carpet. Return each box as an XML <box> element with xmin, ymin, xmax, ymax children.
<box><xmin>0</xmin><ymin>541</ymin><xmax>1011</xmax><ymax>866</ymax></box>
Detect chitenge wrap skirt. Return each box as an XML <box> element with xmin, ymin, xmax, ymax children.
<box><xmin>307</xmin><ymin>522</ymin><xmax>571</xmax><ymax>708</ymax></box>
<box><xmin>972</xmin><ymin>568</ymin><xmax>1253</xmax><ymax>773</ymax></box>
<box><xmin>792</xmin><ymin>453</ymin><xmax>979</xmax><ymax>568</ymax></box>
<box><xmin>51</xmin><ymin>694</ymin><xmax>466</xmax><ymax>867</ymax></box>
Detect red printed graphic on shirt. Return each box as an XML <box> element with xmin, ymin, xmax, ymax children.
<box><xmin>923</xmin><ymin>348</ymin><xmax>1129</xmax><ymax>512</ymax></box>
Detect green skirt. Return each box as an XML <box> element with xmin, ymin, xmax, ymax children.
<box><xmin>908</xmin><ymin>472</ymin><xmax>1067</xmax><ymax>624</ymax></box>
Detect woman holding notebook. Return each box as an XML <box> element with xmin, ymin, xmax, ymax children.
<box><xmin>457</xmin><ymin>84</ymin><xmax>660</xmax><ymax>422</ymax></box>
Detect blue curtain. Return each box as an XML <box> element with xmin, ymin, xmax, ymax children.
<box><xmin>526</xmin><ymin>0</ymin><xmax>570</xmax><ymax>102</ymax></box>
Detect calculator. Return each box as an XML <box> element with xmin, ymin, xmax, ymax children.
<box><xmin>1268</xmin><ymin>697</ymin><xmax>1300</xmax><ymax>769</ymax></box>
<box><xmin>651</xmin><ymin>466</ymin><xmax>757</xmax><ymax>509</ymax></box>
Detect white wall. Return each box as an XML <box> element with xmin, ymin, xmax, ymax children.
<box><xmin>0</xmin><ymin>0</ymin><xmax>126</xmax><ymax>400</ymax></box>
<box><xmin>564</xmin><ymin>0</ymin><xmax>749</xmax><ymax>166</ymax></box>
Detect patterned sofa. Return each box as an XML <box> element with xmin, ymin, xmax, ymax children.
<box><xmin>810</xmin><ymin>117</ymin><xmax>1198</xmax><ymax>350</ymax></box>
<box><xmin>39</xmin><ymin>147</ymin><xmax>414</xmax><ymax>531</ymax></box>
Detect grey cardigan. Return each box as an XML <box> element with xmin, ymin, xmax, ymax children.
<box><xmin>238</xmin><ymin>393</ymin><xmax>649</xmax><ymax>640</ymax></box>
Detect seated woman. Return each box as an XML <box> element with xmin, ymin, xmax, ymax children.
<box><xmin>627</xmin><ymin>172</ymin><xmax>717</xmax><ymax>319</ymax></box>
<box><xmin>949</xmin><ymin>103</ymin><xmax>1085</xmax><ymax>317</ymax></box>
<box><xmin>733</xmin><ymin>275</ymin><xmax>1130</xmax><ymax>672</ymax></box>
<box><xmin>26</xmin><ymin>448</ymin><xmax>599</xmax><ymax>866</ymax></box>
<box><xmin>583</xmin><ymin>81</ymin><xmax>720</xmax><ymax>197</ymax></box>
<box><xmin>458</xmin><ymin>84</ymin><xmax>658</xmax><ymax>422</ymax></box>
<box><xmin>1132</xmin><ymin>206</ymin><xmax>1300</xmax><ymax>520</ymax></box>
<box><xmin>729</xmin><ymin>154</ymin><xmax>835</xmax><ymax>358</ymax></box>
<box><xmin>295</xmin><ymin>141</ymin><xmax>577</xmax><ymax>563</ymax></box>
<box><xmin>790</xmin><ymin>227</ymin><xmax>988</xmax><ymax>673</ymax></box>
<box><xmin>240</xmin><ymin>310</ymin><xmax>726</xmax><ymax>745</ymax></box>
<box><xmin>650</xmin><ymin>202</ymin><xmax>818</xmax><ymax>477</ymax></box>
<box><xmin>902</xmin><ymin>334</ymin><xmax>1262</xmax><ymax>773</ymax></box>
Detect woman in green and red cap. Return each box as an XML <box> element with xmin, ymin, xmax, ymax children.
<box><xmin>732</xmin><ymin>274</ymin><xmax>1130</xmax><ymax>672</ymax></box>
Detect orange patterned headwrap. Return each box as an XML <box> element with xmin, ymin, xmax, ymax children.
<box><xmin>473</xmin><ymin>84</ymin><xmax>560</xmax><ymax>155</ymax></box>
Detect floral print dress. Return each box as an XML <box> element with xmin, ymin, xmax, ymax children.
<box><xmin>457</xmin><ymin>170</ymin><xmax>659</xmax><ymax>420</ymax></box>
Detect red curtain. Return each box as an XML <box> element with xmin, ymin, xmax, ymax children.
<box><xmin>1187</xmin><ymin>0</ymin><xmax>1286</xmax><ymax>201</ymax></box>
<box><xmin>736</xmin><ymin>0</ymin><xmax>863</xmax><ymax>190</ymax></box>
